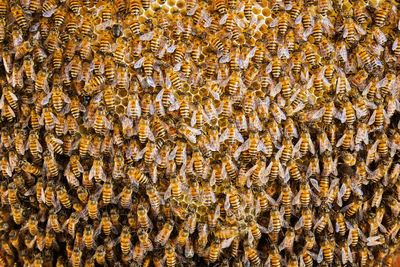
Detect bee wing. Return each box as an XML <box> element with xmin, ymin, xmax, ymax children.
<box><xmin>278</xmin><ymin>235</ymin><xmax>289</xmax><ymax>251</ymax></box>
<box><xmin>283</xmin><ymin>167</ymin><xmax>290</xmax><ymax>183</ymax></box>
<box><xmin>308</xmin><ymin>107</ymin><xmax>325</xmax><ymax>121</ymax></box>
<box><xmin>257</xmin><ymin>141</ymin><xmax>269</xmax><ymax>154</ymax></box>
<box><xmin>350</xmin><ymin>182</ymin><xmax>363</xmax><ymax>196</ymax></box>
<box><xmin>221</xmin><ymin>236</ymin><xmax>235</xmax><ymax>249</ymax></box>
<box><xmin>336</xmin><ymin>132</ymin><xmax>348</xmax><ymax>148</ymax></box>
<box><xmin>354</xmin><ymin>104</ymin><xmax>366</xmax><ymax>119</ymax></box>
<box><xmin>309</xmin><ymin>178</ymin><xmax>320</xmax><ymax>192</ymax></box>
<box><xmin>293</xmin><ymin>138</ymin><xmax>302</xmax><ymax>156</ymax></box>
<box><xmin>366</xmin><ymin>236</ymin><xmax>382</xmax><ymax>247</ymax></box>
<box><xmin>355</xmin><ymin>23</ymin><xmax>366</xmax><ymax>35</ymax></box>
<box><xmin>295</xmin><ymin>216</ymin><xmax>305</xmax><ymax>230</ymax></box>
<box><xmin>292</xmin><ymin>190</ymin><xmax>301</xmax><ymax>205</ymax></box>
<box><xmin>303</xmin><ymin>27</ymin><xmax>313</xmax><ymax>40</ymax></box>
<box><xmin>271</xmin><ymin>82</ymin><xmax>282</xmax><ymax>98</ymax></box>
<box><xmin>233</xmin><ymin>139</ymin><xmax>250</xmax><ymax>160</ymax></box>
<box><xmin>393</xmin><ymin>38</ymin><xmax>399</xmax><ymax>52</ymax></box>
<box><xmin>249</xmin><ymin>113</ymin><xmax>262</xmax><ymax>132</ymax></box>
<box><xmin>277</xmin><ymin>46</ymin><xmax>289</xmax><ymax>60</ymax></box>
<box><xmin>219</xmin><ymin>14</ymin><xmax>229</xmax><ymax>25</ymax></box>
<box><xmin>140</xmin><ymin>31</ymin><xmax>154</xmax><ymax>41</ymax></box>
<box><xmin>294</xmin><ymin>12</ymin><xmax>303</xmax><ymax>24</ymax></box>
<box><xmin>324</xmin><ymin>216</ymin><xmax>333</xmax><ymax>234</ymax></box>
<box><xmin>313</xmin><ymin>214</ymin><xmax>325</xmax><ymax>231</ymax></box>
<box><xmin>320</xmin><ymin>135</ymin><xmax>331</xmax><ymax>154</ymax></box>
<box><xmin>41</xmin><ymin>92</ymin><xmax>52</xmax><ymax>106</ymax></box>
<box><xmin>163</xmin><ymin>184</ymin><xmax>172</xmax><ymax>200</ymax></box>
<box><xmin>134</xmin><ymin>57</ymin><xmax>145</xmax><ymax>69</ymax></box>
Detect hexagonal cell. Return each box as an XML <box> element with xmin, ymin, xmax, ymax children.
<box><xmin>121</xmin><ymin>97</ymin><xmax>129</xmax><ymax>107</ymax></box>
<box><xmin>118</xmin><ymin>89</ymin><xmax>128</xmax><ymax>98</ymax></box>
<box><xmin>116</xmin><ymin>105</ymin><xmax>125</xmax><ymax>115</ymax></box>
<box><xmin>262</xmin><ymin>8</ymin><xmax>271</xmax><ymax>18</ymax></box>
<box><xmin>176</xmin><ymin>0</ymin><xmax>185</xmax><ymax>9</ymax></box>
<box><xmin>166</xmin><ymin>0</ymin><xmax>176</xmax><ymax>8</ymax></box>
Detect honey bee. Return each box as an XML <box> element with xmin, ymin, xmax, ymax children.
<box><xmin>11</xmin><ymin>3</ymin><xmax>29</xmax><ymax>30</ymax></box>
<box><xmin>56</xmin><ymin>185</ymin><xmax>71</xmax><ymax>209</ymax></box>
<box><xmin>336</xmin><ymin>126</ymin><xmax>355</xmax><ymax>151</ymax></box>
<box><xmin>368</xmin><ymin>101</ymin><xmax>389</xmax><ymax>128</ymax></box>
<box><xmin>137</xmin><ymin>203</ymin><xmax>152</xmax><ymax>229</ymax></box>
<box><xmin>120</xmin><ymin>226</ymin><xmax>132</xmax><ymax>255</ymax></box>
<box><xmin>375</xmin><ymin>1</ymin><xmax>391</xmax><ymax>28</ymax></box>
<box><xmin>269</xmin><ymin>245</ymin><xmax>281</xmax><ymax>267</ymax></box>
<box><xmin>43</xmin><ymin>150</ymin><xmax>59</xmax><ymax>178</ymax></box>
<box><xmin>137</xmin><ymin>117</ymin><xmax>155</xmax><ymax>143</ymax></box>
<box><xmin>155</xmin><ymin>220</ymin><xmax>174</xmax><ymax>246</ymax></box>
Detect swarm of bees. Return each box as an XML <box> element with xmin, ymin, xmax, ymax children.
<box><xmin>2</xmin><ymin>0</ymin><xmax>400</xmax><ymax>265</ymax></box>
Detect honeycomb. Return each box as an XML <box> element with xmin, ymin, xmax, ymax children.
<box><xmin>0</xmin><ymin>0</ymin><xmax>400</xmax><ymax>266</ymax></box>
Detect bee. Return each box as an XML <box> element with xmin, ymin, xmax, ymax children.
<box><xmin>93</xmin><ymin>245</ymin><xmax>107</xmax><ymax>265</ymax></box>
<box><xmin>352</xmin><ymin>1</ymin><xmax>368</xmax><ymax>25</ymax></box>
<box><xmin>368</xmin><ymin>100</ymin><xmax>389</xmax><ymax>128</ymax></box>
<box><xmin>120</xmin><ymin>226</ymin><xmax>132</xmax><ymax>255</ymax></box>
<box><xmin>137</xmin><ymin>203</ymin><xmax>152</xmax><ymax>229</ymax></box>
<box><xmin>87</xmin><ymin>194</ymin><xmax>99</xmax><ymax>220</ymax></box>
<box><xmin>11</xmin><ymin>3</ymin><xmax>28</xmax><ymax>30</ymax></box>
<box><xmin>0</xmin><ymin>101</ymin><xmax>15</xmax><ymax>121</ymax></box>
<box><xmin>163</xmin><ymin>242</ymin><xmax>176</xmax><ymax>267</ymax></box>
<box><xmin>69</xmin><ymin>246</ymin><xmax>82</xmax><ymax>267</ymax></box>
<box><xmin>6</xmin><ymin>182</ymin><xmax>18</xmax><ymax>206</ymax></box>
<box><xmin>276</xmin><ymin>12</ymin><xmax>290</xmax><ymax>37</ymax></box>
<box><xmin>278</xmin><ymin>227</ymin><xmax>295</xmax><ymax>252</ymax></box>
<box><xmin>56</xmin><ymin>185</ymin><xmax>71</xmax><ymax>209</ymax></box>
<box><xmin>214</xmin><ymin>0</ymin><xmax>227</xmax><ymax>14</ymax></box>
<box><xmin>177</xmin><ymin>122</ymin><xmax>202</xmax><ymax>144</ymax></box>
<box><xmin>344</xmin><ymin>197</ymin><xmax>362</xmax><ymax>217</ymax></box>
<box><xmin>289</xmin><ymin>52</ymin><xmax>303</xmax><ymax>76</ymax></box>
<box><xmin>138</xmin><ymin>117</ymin><xmax>155</xmax><ymax>143</ymax></box>
<box><xmin>375</xmin><ymin>131</ymin><xmax>389</xmax><ymax>157</ymax></box>
<box><xmin>176</xmin><ymin>224</ymin><xmax>190</xmax><ymax>247</ymax></box>
<box><xmin>245</xmin><ymin>215</ymin><xmax>261</xmax><ymax>240</ymax></box>
<box><xmin>191</xmin><ymin>149</ymin><xmax>204</xmax><ymax>176</ymax></box>
<box><xmin>1</xmin><ymin>86</ymin><xmax>18</xmax><ymax>111</ymax></box>
<box><xmin>112</xmin><ymin>39</ymin><xmax>127</xmax><ymax>65</ymax></box>
<box><xmin>298</xmin><ymin>47</ymin><xmax>316</xmax><ymax>71</ymax></box>
<box><xmin>138</xmin><ymin>229</ymin><xmax>153</xmax><ymax>251</ymax></box>
<box><xmin>155</xmin><ymin>220</ymin><xmax>174</xmax><ymax>246</ymax></box>
<box><xmin>277</xmin><ymin>136</ymin><xmax>294</xmax><ymax>164</ymax></box>
<box><xmin>11</xmin><ymin>202</ymin><xmax>24</xmax><ymax>225</ymax></box>
<box><xmin>208</xmin><ymin>238</ymin><xmax>222</xmax><ymax>263</ymax></box>
<box><xmin>45</xmin><ymin>133</ymin><xmax>64</xmax><ymax>155</ymax></box>
<box><xmin>44</xmin><ymin>151</ymin><xmax>58</xmax><ymax>178</ymax></box>
<box><xmin>334</xmin><ymin>211</ymin><xmax>346</xmax><ymax>236</ymax></box>
<box><xmin>28</xmin><ymin>131</ymin><xmax>43</xmax><ymax>159</ymax></box>
<box><xmin>65</xmin><ymin>212</ymin><xmax>80</xmax><ymax>237</ymax></box>
<box><xmin>320</xmin><ymin>237</ymin><xmax>333</xmax><ymax>264</ymax></box>
<box><xmin>375</xmin><ymin>1</ymin><xmax>391</xmax><ymax>28</ymax></box>
<box><xmin>48</xmin><ymin>209</ymin><xmax>63</xmax><ymax>233</ymax></box>
<box><xmin>294</xmin><ymin>131</ymin><xmax>315</xmax><ymax>156</ymax></box>
<box><xmin>264</xmin><ymin>27</ymin><xmax>279</xmax><ymax>55</ymax></box>
<box><xmin>220</xmin><ymin>119</ymin><xmax>244</xmax><ymax>146</ymax></box>
<box><xmin>243</xmin><ymin>241</ymin><xmax>260</xmax><ymax>265</ymax></box>
<box><xmin>337</xmin><ymin>126</ymin><xmax>355</xmax><ymax>151</ymax></box>
<box><xmin>26</xmin><ymin>214</ymin><xmax>39</xmax><ymax>236</ymax></box>
<box><xmin>100</xmin><ymin>179</ymin><xmax>112</xmax><ymax>205</ymax></box>
<box><xmin>98</xmin><ymin>212</ymin><xmax>113</xmax><ymax>236</ymax></box>
<box><xmin>125</xmin><ymin>92</ymin><xmax>141</xmax><ymax>120</ymax></box>
<box><xmin>127</xmin><ymin>166</ymin><xmax>149</xmax><ymax>186</ymax></box>
<box><xmin>268</xmin><ymin>245</ymin><xmax>281</xmax><ymax>267</ymax></box>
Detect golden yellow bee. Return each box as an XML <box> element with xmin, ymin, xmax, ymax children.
<box><xmin>119</xmin><ymin>226</ymin><xmax>132</xmax><ymax>255</ymax></box>
<box><xmin>155</xmin><ymin>220</ymin><xmax>174</xmax><ymax>246</ymax></box>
